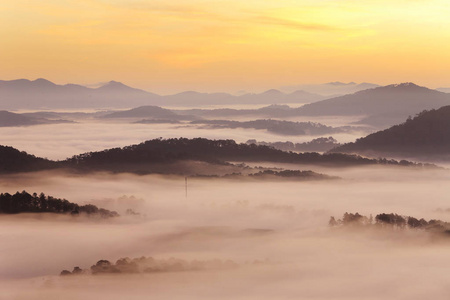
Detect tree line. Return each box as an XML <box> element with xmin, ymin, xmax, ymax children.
<box><xmin>329</xmin><ymin>212</ymin><xmax>450</xmax><ymax>233</ymax></box>
<box><xmin>0</xmin><ymin>190</ymin><xmax>118</xmax><ymax>217</ymax></box>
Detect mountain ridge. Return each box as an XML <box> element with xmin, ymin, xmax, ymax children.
<box><xmin>0</xmin><ymin>78</ymin><xmax>327</xmax><ymax>109</ymax></box>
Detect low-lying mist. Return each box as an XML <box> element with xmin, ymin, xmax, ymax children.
<box><xmin>1</xmin><ymin>165</ymin><xmax>450</xmax><ymax>299</ymax></box>
<box><xmin>0</xmin><ymin>121</ymin><xmax>367</xmax><ymax>160</ymax></box>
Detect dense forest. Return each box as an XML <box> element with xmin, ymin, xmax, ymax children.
<box><xmin>65</xmin><ymin>138</ymin><xmax>427</xmax><ymax>172</ymax></box>
<box><xmin>0</xmin><ymin>138</ymin><xmax>433</xmax><ymax>176</ymax></box>
<box><xmin>331</xmin><ymin>106</ymin><xmax>450</xmax><ymax>159</ymax></box>
<box><xmin>247</xmin><ymin>137</ymin><xmax>340</xmax><ymax>152</ymax></box>
<box><xmin>0</xmin><ymin>191</ymin><xmax>118</xmax><ymax>217</ymax></box>
<box><xmin>0</xmin><ymin>145</ymin><xmax>56</xmax><ymax>173</ymax></box>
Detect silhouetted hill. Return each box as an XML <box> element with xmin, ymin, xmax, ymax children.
<box><xmin>330</xmin><ymin>106</ymin><xmax>450</xmax><ymax>160</ymax></box>
<box><xmin>175</xmin><ymin>104</ymin><xmax>300</xmax><ymax>119</ymax></box>
<box><xmin>190</xmin><ymin>119</ymin><xmax>348</xmax><ymax>136</ymax></box>
<box><xmin>0</xmin><ymin>146</ymin><xmax>56</xmax><ymax>173</ymax></box>
<box><xmin>295</xmin><ymin>83</ymin><xmax>450</xmax><ymax>127</ymax></box>
<box><xmin>0</xmin><ymin>111</ymin><xmax>72</xmax><ymax>127</ymax></box>
<box><xmin>101</xmin><ymin>105</ymin><xmax>198</xmax><ymax>121</ymax></box>
<box><xmin>247</xmin><ymin>137</ymin><xmax>340</xmax><ymax>152</ymax></box>
<box><xmin>65</xmin><ymin>138</ymin><xmax>427</xmax><ymax>172</ymax></box>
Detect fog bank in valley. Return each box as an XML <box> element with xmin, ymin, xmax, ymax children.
<box><xmin>0</xmin><ymin>120</ymin><xmax>367</xmax><ymax>160</ymax></box>
<box><xmin>1</xmin><ymin>165</ymin><xmax>450</xmax><ymax>299</ymax></box>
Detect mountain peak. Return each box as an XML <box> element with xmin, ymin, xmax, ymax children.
<box><xmin>326</xmin><ymin>82</ymin><xmax>356</xmax><ymax>86</ymax></box>
<box><xmin>32</xmin><ymin>78</ymin><xmax>56</xmax><ymax>86</ymax></box>
<box><xmin>97</xmin><ymin>80</ymin><xmax>135</xmax><ymax>91</ymax></box>
<box><xmin>104</xmin><ymin>80</ymin><xmax>126</xmax><ymax>87</ymax></box>
<box><xmin>390</xmin><ymin>82</ymin><xmax>420</xmax><ymax>88</ymax></box>
<box><xmin>262</xmin><ymin>89</ymin><xmax>283</xmax><ymax>95</ymax></box>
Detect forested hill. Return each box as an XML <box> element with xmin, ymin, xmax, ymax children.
<box><xmin>64</xmin><ymin>138</ymin><xmax>424</xmax><ymax>170</ymax></box>
<box><xmin>0</xmin><ymin>146</ymin><xmax>56</xmax><ymax>173</ymax></box>
<box><xmin>0</xmin><ymin>138</ymin><xmax>433</xmax><ymax>175</ymax></box>
<box><xmin>330</xmin><ymin>106</ymin><xmax>450</xmax><ymax>160</ymax></box>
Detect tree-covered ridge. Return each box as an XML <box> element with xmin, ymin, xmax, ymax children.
<box><xmin>330</xmin><ymin>212</ymin><xmax>450</xmax><ymax>234</ymax></box>
<box><xmin>249</xmin><ymin>169</ymin><xmax>338</xmax><ymax>180</ymax></box>
<box><xmin>247</xmin><ymin>137</ymin><xmax>341</xmax><ymax>152</ymax></box>
<box><xmin>65</xmin><ymin>138</ymin><xmax>427</xmax><ymax>169</ymax></box>
<box><xmin>0</xmin><ymin>145</ymin><xmax>55</xmax><ymax>173</ymax></box>
<box><xmin>190</xmin><ymin>119</ymin><xmax>348</xmax><ymax>136</ymax></box>
<box><xmin>0</xmin><ymin>191</ymin><xmax>118</xmax><ymax>217</ymax></box>
<box><xmin>331</xmin><ymin>106</ymin><xmax>450</xmax><ymax>158</ymax></box>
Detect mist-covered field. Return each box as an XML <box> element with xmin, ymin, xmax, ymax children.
<box><xmin>1</xmin><ymin>163</ymin><xmax>450</xmax><ymax>299</ymax></box>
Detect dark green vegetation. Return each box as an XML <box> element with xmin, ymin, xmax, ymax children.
<box><xmin>0</xmin><ymin>190</ymin><xmax>118</xmax><ymax>217</ymax></box>
<box><xmin>330</xmin><ymin>212</ymin><xmax>450</xmax><ymax>234</ymax></box>
<box><xmin>331</xmin><ymin>106</ymin><xmax>450</xmax><ymax>160</ymax></box>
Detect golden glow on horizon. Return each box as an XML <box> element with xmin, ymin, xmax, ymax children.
<box><xmin>1</xmin><ymin>0</ymin><xmax>450</xmax><ymax>92</ymax></box>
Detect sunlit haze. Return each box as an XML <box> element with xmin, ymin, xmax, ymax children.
<box><xmin>1</xmin><ymin>0</ymin><xmax>450</xmax><ymax>93</ymax></box>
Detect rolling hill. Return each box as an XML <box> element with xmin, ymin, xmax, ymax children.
<box><xmin>0</xmin><ymin>111</ymin><xmax>72</xmax><ymax>127</ymax></box>
<box><xmin>330</xmin><ymin>106</ymin><xmax>450</xmax><ymax>160</ymax></box>
<box><xmin>295</xmin><ymin>83</ymin><xmax>450</xmax><ymax>127</ymax></box>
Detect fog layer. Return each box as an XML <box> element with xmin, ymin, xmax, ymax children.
<box><xmin>1</xmin><ymin>166</ymin><xmax>450</xmax><ymax>299</ymax></box>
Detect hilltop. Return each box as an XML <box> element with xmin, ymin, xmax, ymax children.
<box><xmin>330</xmin><ymin>106</ymin><xmax>450</xmax><ymax>160</ymax></box>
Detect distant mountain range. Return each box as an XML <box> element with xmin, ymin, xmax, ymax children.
<box><xmin>171</xmin><ymin>83</ymin><xmax>450</xmax><ymax>129</ymax></box>
<box><xmin>330</xmin><ymin>106</ymin><xmax>450</xmax><ymax>161</ymax></box>
<box><xmin>0</xmin><ymin>78</ymin><xmax>327</xmax><ymax>109</ymax></box>
<box><xmin>280</xmin><ymin>82</ymin><xmax>380</xmax><ymax>96</ymax></box>
<box><xmin>3</xmin><ymin>79</ymin><xmax>449</xmax><ymax>130</ymax></box>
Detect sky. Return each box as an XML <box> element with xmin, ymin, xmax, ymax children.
<box><xmin>1</xmin><ymin>0</ymin><xmax>450</xmax><ymax>93</ymax></box>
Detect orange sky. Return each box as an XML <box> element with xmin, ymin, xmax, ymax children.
<box><xmin>1</xmin><ymin>0</ymin><xmax>450</xmax><ymax>93</ymax></box>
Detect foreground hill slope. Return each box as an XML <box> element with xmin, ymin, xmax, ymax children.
<box><xmin>0</xmin><ymin>146</ymin><xmax>56</xmax><ymax>173</ymax></box>
<box><xmin>330</xmin><ymin>106</ymin><xmax>450</xmax><ymax>160</ymax></box>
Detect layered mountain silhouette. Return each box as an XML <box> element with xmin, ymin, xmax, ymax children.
<box><xmin>0</xmin><ymin>79</ymin><xmax>155</xmax><ymax>109</ymax></box>
<box><xmin>0</xmin><ymin>78</ymin><xmax>326</xmax><ymax>109</ymax></box>
<box><xmin>330</xmin><ymin>106</ymin><xmax>450</xmax><ymax>160</ymax></box>
<box><xmin>294</xmin><ymin>83</ymin><xmax>450</xmax><ymax>128</ymax></box>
